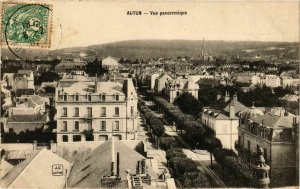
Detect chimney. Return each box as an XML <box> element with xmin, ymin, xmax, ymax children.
<box><xmin>141</xmin><ymin>159</ymin><xmax>146</xmax><ymax>174</ymax></box>
<box><xmin>233</xmin><ymin>92</ymin><xmax>238</xmax><ymax>102</ymax></box>
<box><xmin>136</xmin><ymin>160</ymin><xmax>140</xmax><ymax>175</ymax></box>
<box><xmin>224</xmin><ymin>91</ymin><xmax>230</xmax><ymax>102</ymax></box>
<box><xmin>111</xmin><ymin>137</ymin><xmax>115</xmax><ymax>176</ymax></box>
<box><xmin>116</xmin><ymin>152</ymin><xmax>120</xmax><ymax>176</ymax></box>
<box><xmin>229</xmin><ymin>100</ymin><xmax>235</xmax><ymax>119</ymax></box>
<box><xmin>284</xmin><ymin>108</ymin><xmax>288</xmax><ymax>117</ymax></box>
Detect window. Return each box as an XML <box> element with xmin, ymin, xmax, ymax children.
<box><xmin>176</xmin><ymin>91</ymin><xmax>180</xmax><ymax>97</ymax></box>
<box><xmin>116</xmin><ymin>94</ymin><xmax>119</xmax><ymax>101</ymax></box>
<box><xmin>73</xmin><ymin>135</ymin><xmax>81</xmax><ymax>142</ymax></box>
<box><xmin>114</xmin><ymin>121</ymin><xmax>120</xmax><ymax>131</ymax></box>
<box><xmin>131</xmin><ymin>106</ymin><xmax>134</xmax><ymax>117</ymax></box>
<box><xmin>62</xmin><ymin>135</ymin><xmax>68</xmax><ymax>142</ymax></box>
<box><xmin>74</xmin><ymin>121</ymin><xmax>79</xmax><ymax>131</ymax></box>
<box><xmin>63</xmin><ymin>107</ymin><xmax>67</xmax><ymax>117</ymax></box>
<box><xmin>62</xmin><ymin>121</ymin><xmax>67</xmax><ymax>131</ymax></box>
<box><xmin>87</xmin><ymin>107</ymin><xmax>92</xmax><ymax>118</ymax></box>
<box><xmin>101</xmin><ymin>107</ymin><xmax>106</xmax><ymax>117</ymax></box>
<box><xmin>87</xmin><ymin>121</ymin><xmax>92</xmax><ymax>131</ymax></box>
<box><xmin>115</xmin><ymin>107</ymin><xmax>119</xmax><ymax>117</ymax></box>
<box><xmin>63</xmin><ymin>94</ymin><xmax>67</xmax><ymax>101</ymax></box>
<box><xmin>88</xmin><ymin>95</ymin><xmax>92</xmax><ymax>101</ymax></box>
<box><xmin>74</xmin><ymin>107</ymin><xmax>79</xmax><ymax>117</ymax></box>
<box><xmin>101</xmin><ymin>121</ymin><xmax>106</xmax><ymax>131</ymax></box>
<box><xmin>102</xmin><ymin>95</ymin><xmax>106</xmax><ymax>101</ymax></box>
<box><xmin>75</xmin><ymin>95</ymin><xmax>79</xmax><ymax>101</ymax></box>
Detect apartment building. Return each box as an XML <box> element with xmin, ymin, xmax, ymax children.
<box><xmin>237</xmin><ymin>113</ymin><xmax>299</xmax><ymax>187</ymax></box>
<box><xmin>56</xmin><ymin>78</ymin><xmax>138</xmax><ymax>143</ymax></box>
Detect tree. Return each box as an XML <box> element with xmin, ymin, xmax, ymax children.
<box><xmin>180</xmin><ymin>171</ymin><xmax>210</xmax><ymax>188</ymax></box>
<box><xmin>204</xmin><ymin>137</ymin><xmax>222</xmax><ymax>165</ymax></box>
<box><xmin>151</xmin><ymin>124</ymin><xmax>165</xmax><ymax>148</ymax></box>
<box><xmin>44</xmin><ymin>86</ymin><xmax>55</xmax><ymax>94</ymax></box>
<box><xmin>198</xmin><ymin>86</ymin><xmax>218</xmax><ymax>106</ymax></box>
<box><xmin>38</xmin><ymin>71</ymin><xmax>60</xmax><ymax>85</ymax></box>
<box><xmin>174</xmin><ymin>92</ymin><xmax>203</xmax><ymax>116</ymax></box>
<box><xmin>85</xmin><ymin>58</ymin><xmax>108</xmax><ymax>77</ymax></box>
<box><xmin>166</xmin><ymin>148</ymin><xmax>186</xmax><ymax>161</ymax></box>
<box><xmin>160</xmin><ymin>137</ymin><xmax>178</xmax><ymax>151</ymax></box>
<box><xmin>169</xmin><ymin>157</ymin><xmax>198</xmax><ymax>178</ymax></box>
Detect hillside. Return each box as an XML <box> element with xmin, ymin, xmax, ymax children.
<box><xmin>2</xmin><ymin>39</ymin><xmax>298</xmax><ymax>60</ymax></box>
<box><xmin>50</xmin><ymin>40</ymin><xmax>299</xmax><ymax>60</ymax></box>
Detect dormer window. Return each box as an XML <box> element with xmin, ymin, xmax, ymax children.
<box><xmin>63</xmin><ymin>94</ymin><xmax>67</xmax><ymax>101</ymax></box>
<box><xmin>102</xmin><ymin>94</ymin><xmax>106</xmax><ymax>101</ymax></box>
<box><xmin>75</xmin><ymin>95</ymin><xmax>79</xmax><ymax>101</ymax></box>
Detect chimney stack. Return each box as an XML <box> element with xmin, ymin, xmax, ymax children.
<box><xmin>233</xmin><ymin>92</ymin><xmax>238</xmax><ymax>102</ymax></box>
<box><xmin>284</xmin><ymin>108</ymin><xmax>288</xmax><ymax>117</ymax></box>
<box><xmin>141</xmin><ymin>159</ymin><xmax>146</xmax><ymax>174</ymax></box>
<box><xmin>116</xmin><ymin>152</ymin><xmax>120</xmax><ymax>176</ymax></box>
<box><xmin>224</xmin><ymin>91</ymin><xmax>230</xmax><ymax>102</ymax></box>
<box><xmin>111</xmin><ymin>137</ymin><xmax>115</xmax><ymax>176</ymax></box>
<box><xmin>229</xmin><ymin>100</ymin><xmax>235</xmax><ymax>119</ymax></box>
<box><xmin>136</xmin><ymin>161</ymin><xmax>140</xmax><ymax>175</ymax></box>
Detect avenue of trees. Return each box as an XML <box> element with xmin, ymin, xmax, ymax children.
<box><xmin>213</xmin><ymin>148</ymin><xmax>254</xmax><ymax>186</ymax></box>
<box><xmin>166</xmin><ymin>148</ymin><xmax>210</xmax><ymax>187</ymax></box>
<box><xmin>174</xmin><ymin>92</ymin><xmax>203</xmax><ymax>117</ymax></box>
<box><xmin>138</xmin><ymin>98</ymin><xmax>165</xmax><ymax>147</ymax></box>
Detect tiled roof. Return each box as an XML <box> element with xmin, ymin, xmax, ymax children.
<box><xmin>67</xmin><ymin>139</ymin><xmax>156</xmax><ymax>188</ymax></box>
<box><xmin>17</xmin><ymin>70</ymin><xmax>32</xmax><ymax>75</ymax></box>
<box><xmin>223</xmin><ymin>100</ymin><xmax>248</xmax><ymax>113</ymax></box>
<box><xmin>251</xmin><ymin>113</ymin><xmax>299</xmax><ymax>129</ymax></box>
<box><xmin>8</xmin><ymin>114</ymin><xmax>47</xmax><ymax>123</ymax></box>
<box><xmin>197</xmin><ymin>78</ymin><xmax>219</xmax><ymax>86</ymax></box>
<box><xmin>15</xmin><ymin>89</ymin><xmax>35</xmax><ymax>97</ymax></box>
<box><xmin>1</xmin><ymin>151</ymin><xmax>40</xmax><ymax>188</ymax></box>
<box><xmin>1</xmin><ymin>149</ymin><xmax>72</xmax><ymax>188</ymax></box>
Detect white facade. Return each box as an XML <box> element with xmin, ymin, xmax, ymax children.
<box><xmin>56</xmin><ymin>78</ymin><xmax>138</xmax><ymax>143</ymax></box>
<box><xmin>201</xmin><ymin>109</ymin><xmax>239</xmax><ymax>150</ymax></box>
<box><xmin>14</xmin><ymin>70</ymin><xmax>34</xmax><ymax>91</ymax></box>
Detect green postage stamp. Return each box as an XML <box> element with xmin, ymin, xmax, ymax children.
<box><xmin>1</xmin><ymin>2</ymin><xmax>52</xmax><ymax>47</ymax></box>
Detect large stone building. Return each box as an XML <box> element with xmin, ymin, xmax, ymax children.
<box><xmin>200</xmin><ymin>92</ymin><xmax>247</xmax><ymax>149</ymax></box>
<box><xmin>237</xmin><ymin>110</ymin><xmax>299</xmax><ymax>187</ymax></box>
<box><xmin>164</xmin><ymin>78</ymin><xmax>199</xmax><ymax>103</ymax></box>
<box><xmin>13</xmin><ymin>70</ymin><xmax>34</xmax><ymax>91</ymax></box>
<box><xmin>56</xmin><ymin>78</ymin><xmax>138</xmax><ymax>143</ymax></box>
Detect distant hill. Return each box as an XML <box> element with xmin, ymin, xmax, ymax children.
<box><xmin>2</xmin><ymin>39</ymin><xmax>298</xmax><ymax>60</ymax></box>
<box><xmin>50</xmin><ymin>40</ymin><xmax>299</xmax><ymax>60</ymax></box>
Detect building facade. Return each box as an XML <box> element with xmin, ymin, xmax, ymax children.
<box><xmin>56</xmin><ymin>78</ymin><xmax>138</xmax><ymax>143</ymax></box>
<box><xmin>237</xmin><ymin>113</ymin><xmax>299</xmax><ymax>187</ymax></box>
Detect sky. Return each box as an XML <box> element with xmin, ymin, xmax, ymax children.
<box><xmin>6</xmin><ymin>1</ymin><xmax>300</xmax><ymax>49</ymax></box>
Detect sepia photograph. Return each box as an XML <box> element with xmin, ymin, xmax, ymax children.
<box><xmin>0</xmin><ymin>0</ymin><xmax>299</xmax><ymax>188</ymax></box>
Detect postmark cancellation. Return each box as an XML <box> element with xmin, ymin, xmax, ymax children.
<box><xmin>1</xmin><ymin>2</ymin><xmax>52</xmax><ymax>48</ymax></box>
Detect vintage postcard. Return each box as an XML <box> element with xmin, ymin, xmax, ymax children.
<box><xmin>0</xmin><ymin>0</ymin><xmax>299</xmax><ymax>189</ymax></box>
